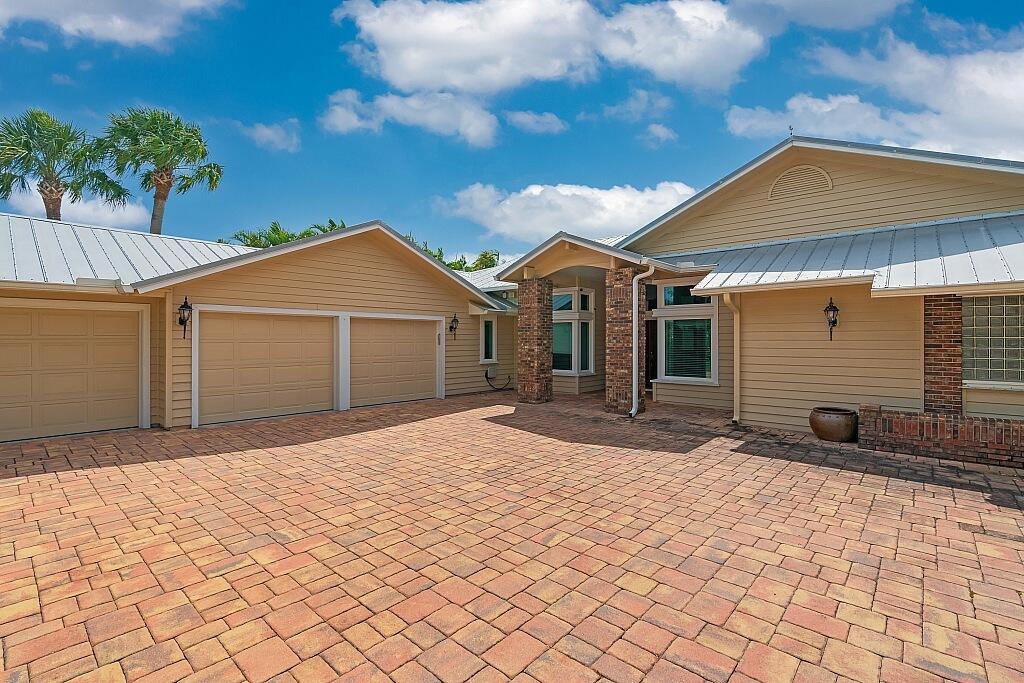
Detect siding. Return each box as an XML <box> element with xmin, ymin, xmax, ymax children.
<box><xmin>739</xmin><ymin>285</ymin><xmax>923</xmax><ymax>431</ymax></box>
<box><xmin>653</xmin><ymin>301</ymin><xmax>733</xmax><ymax>411</ymax></box>
<box><xmin>162</xmin><ymin>230</ymin><xmax>509</xmax><ymax>427</ymax></box>
<box><xmin>964</xmin><ymin>388</ymin><xmax>1024</xmax><ymax>419</ymax></box>
<box><xmin>632</xmin><ymin>150</ymin><xmax>1024</xmax><ymax>255</ymax></box>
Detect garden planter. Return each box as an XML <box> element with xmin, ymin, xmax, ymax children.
<box><xmin>809</xmin><ymin>407</ymin><xmax>858</xmax><ymax>442</ymax></box>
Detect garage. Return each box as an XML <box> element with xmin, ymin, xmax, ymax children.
<box><xmin>0</xmin><ymin>304</ymin><xmax>144</xmax><ymax>442</ymax></box>
<box><xmin>197</xmin><ymin>312</ymin><xmax>335</xmax><ymax>425</ymax></box>
<box><xmin>350</xmin><ymin>318</ymin><xmax>440</xmax><ymax>407</ymax></box>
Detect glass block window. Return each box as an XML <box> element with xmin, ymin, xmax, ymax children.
<box><xmin>963</xmin><ymin>295</ymin><xmax>1023</xmax><ymax>383</ymax></box>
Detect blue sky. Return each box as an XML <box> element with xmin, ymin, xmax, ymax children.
<box><xmin>2</xmin><ymin>1</ymin><xmax>1022</xmax><ymax>261</ymax></box>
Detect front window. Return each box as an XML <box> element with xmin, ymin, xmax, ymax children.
<box><xmin>963</xmin><ymin>296</ymin><xmax>1022</xmax><ymax>383</ymax></box>
<box><xmin>553</xmin><ymin>322</ymin><xmax>573</xmax><ymax>371</ymax></box>
<box><xmin>664</xmin><ymin>319</ymin><xmax>712</xmax><ymax>379</ymax></box>
<box><xmin>663</xmin><ymin>285</ymin><xmax>711</xmax><ymax>307</ymax></box>
<box><xmin>552</xmin><ymin>293</ymin><xmax>574</xmax><ymax>311</ymax></box>
<box><xmin>479</xmin><ymin>316</ymin><xmax>497</xmax><ymax>363</ymax></box>
<box><xmin>655</xmin><ymin>280</ymin><xmax>718</xmax><ymax>385</ymax></box>
<box><xmin>552</xmin><ymin>288</ymin><xmax>595</xmax><ymax>375</ymax></box>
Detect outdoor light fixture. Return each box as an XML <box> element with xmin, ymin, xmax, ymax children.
<box><xmin>824</xmin><ymin>297</ymin><xmax>839</xmax><ymax>340</ymax></box>
<box><xmin>449</xmin><ymin>313</ymin><xmax>459</xmax><ymax>339</ymax></box>
<box><xmin>177</xmin><ymin>297</ymin><xmax>193</xmax><ymax>338</ymax></box>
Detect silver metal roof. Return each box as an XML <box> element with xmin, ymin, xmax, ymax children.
<box><xmin>0</xmin><ymin>213</ymin><xmax>253</xmax><ymax>288</ymax></box>
<box><xmin>686</xmin><ymin>211</ymin><xmax>1024</xmax><ymax>295</ymax></box>
<box><xmin>456</xmin><ymin>265</ymin><xmax>517</xmax><ymax>292</ymax></box>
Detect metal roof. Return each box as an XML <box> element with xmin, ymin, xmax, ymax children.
<box><xmin>619</xmin><ymin>136</ymin><xmax>1024</xmax><ymax>250</ymax></box>
<box><xmin>456</xmin><ymin>265</ymin><xmax>517</xmax><ymax>292</ymax></box>
<box><xmin>685</xmin><ymin>211</ymin><xmax>1024</xmax><ymax>296</ymax></box>
<box><xmin>0</xmin><ymin>213</ymin><xmax>253</xmax><ymax>288</ymax></box>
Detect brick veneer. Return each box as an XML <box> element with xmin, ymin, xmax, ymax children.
<box><xmin>605</xmin><ymin>267</ymin><xmax>647</xmax><ymax>414</ymax></box>
<box><xmin>859</xmin><ymin>404</ymin><xmax>1024</xmax><ymax>468</ymax></box>
<box><xmin>516</xmin><ymin>277</ymin><xmax>553</xmax><ymax>404</ymax></box>
<box><xmin>923</xmin><ymin>294</ymin><xmax>963</xmax><ymax>413</ymax></box>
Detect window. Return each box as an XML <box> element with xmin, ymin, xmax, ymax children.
<box><xmin>552</xmin><ymin>288</ymin><xmax>595</xmax><ymax>375</ymax></box>
<box><xmin>655</xmin><ymin>280</ymin><xmax>717</xmax><ymax>385</ymax></box>
<box><xmin>963</xmin><ymin>296</ymin><xmax>1023</xmax><ymax>384</ymax></box>
<box><xmin>479</xmin><ymin>316</ymin><xmax>497</xmax><ymax>363</ymax></box>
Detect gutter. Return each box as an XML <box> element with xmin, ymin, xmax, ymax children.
<box><xmin>630</xmin><ymin>263</ymin><xmax>657</xmax><ymax>418</ymax></box>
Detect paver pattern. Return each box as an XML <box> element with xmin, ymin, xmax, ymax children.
<box><xmin>1</xmin><ymin>393</ymin><xmax>1023</xmax><ymax>683</ymax></box>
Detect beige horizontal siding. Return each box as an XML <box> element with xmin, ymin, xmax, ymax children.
<box><xmin>553</xmin><ymin>375</ymin><xmax>578</xmax><ymax>394</ymax></box>
<box><xmin>632</xmin><ymin>150</ymin><xmax>1024</xmax><ymax>255</ymax></box>
<box><xmin>162</xmin><ymin>230</ymin><xmax>507</xmax><ymax>427</ymax></box>
<box><xmin>653</xmin><ymin>301</ymin><xmax>734</xmax><ymax>411</ymax></box>
<box><xmin>964</xmin><ymin>387</ymin><xmax>1024</xmax><ymax>419</ymax></box>
<box><xmin>739</xmin><ymin>285</ymin><xmax>922</xmax><ymax>432</ymax></box>
<box><xmin>150</xmin><ymin>296</ymin><xmax>165</xmax><ymax>427</ymax></box>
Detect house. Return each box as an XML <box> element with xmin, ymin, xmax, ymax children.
<box><xmin>497</xmin><ymin>136</ymin><xmax>1024</xmax><ymax>467</ymax></box>
<box><xmin>0</xmin><ymin>215</ymin><xmax>516</xmax><ymax>442</ymax></box>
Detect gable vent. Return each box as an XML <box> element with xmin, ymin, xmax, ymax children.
<box><xmin>769</xmin><ymin>165</ymin><xmax>833</xmax><ymax>200</ymax></box>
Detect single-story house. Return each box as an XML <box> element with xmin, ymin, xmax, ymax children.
<box><xmin>0</xmin><ymin>216</ymin><xmax>516</xmax><ymax>442</ymax></box>
<box><xmin>495</xmin><ymin>136</ymin><xmax>1024</xmax><ymax>467</ymax></box>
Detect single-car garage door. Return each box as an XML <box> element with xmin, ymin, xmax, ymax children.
<box><xmin>198</xmin><ymin>313</ymin><xmax>334</xmax><ymax>425</ymax></box>
<box><xmin>350</xmin><ymin>318</ymin><xmax>438</xmax><ymax>407</ymax></box>
<box><xmin>0</xmin><ymin>306</ymin><xmax>140</xmax><ymax>442</ymax></box>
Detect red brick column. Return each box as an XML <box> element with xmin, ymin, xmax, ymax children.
<box><xmin>924</xmin><ymin>294</ymin><xmax>963</xmax><ymax>414</ymax></box>
<box><xmin>517</xmin><ymin>278</ymin><xmax>553</xmax><ymax>404</ymax></box>
<box><xmin>605</xmin><ymin>267</ymin><xmax>647</xmax><ymax>414</ymax></box>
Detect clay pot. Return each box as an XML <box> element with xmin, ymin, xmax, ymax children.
<box><xmin>809</xmin><ymin>407</ymin><xmax>858</xmax><ymax>442</ymax></box>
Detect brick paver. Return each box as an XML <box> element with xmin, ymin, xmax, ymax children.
<box><xmin>1</xmin><ymin>393</ymin><xmax>1022</xmax><ymax>682</ymax></box>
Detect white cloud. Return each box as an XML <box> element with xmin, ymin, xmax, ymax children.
<box><xmin>238</xmin><ymin>119</ymin><xmax>302</xmax><ymax>153</ymax></box>
<box><xmin>0</xmin><ymin>0</ymin><xmax>228</xmax><ymax>48</ymax></box>
<box><xmin>642</xmin><ymin>123</ymin><xmax>678</xmax><ymax>148</ymax></box>
<box><xmin>320</xmin><ymin>89</ymin><xmax>499</xmax><ymax>147</ymax></box>
<box><xmin>335</xmin><ymin>0</ymin><xmax>601</xmax><ymax>95</ymax></box>
<box><xmin>600</xmin><ymin>0</ymin><xmax>766</xmax><ymax>90</ymax></box>
<box><xmin>50</xmin><ymin>73</ymin><xmax>73</xmax><ymax>86</ymax></box>
<box><xmin>730</xmin><ymin>0</ymin><xmax>906</xmax><ymax>31</ymax></box>
<box><xmin>505</xmin><ymin>111</ymin><xmax>568</xmax><ymax>134</ymax></box>
<box><xmin>444</xmin><ymin>180</ymin><xmax>696</xmax><ymax>242</ymax></box>
<box><xmin>599</xmin><ymin>88</ymin><xmax>672</xmax><ymax>121</ymax></box>
<box><xmin>7</xmin><ymin>183</ymin><xmax>149</xmax><ymax>229</ymax></box>
<box><xmin>728</xmin><ymin>33</ymin><xmax>1024</xmax><ymax>159</ymax></box>
<box><xmin>16</xmin><ymin>36</ymin><xmax>47</xmax><ymax>50</ymax></box>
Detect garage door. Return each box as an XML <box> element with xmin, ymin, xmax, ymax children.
<box><xmin>198</xmin><ymin>313</ymin><xmax>334</xmax><ymax>425</ymax></box>
<box><xmin>0</xmin><ymin>307</ymin><xmax>140</xmax><ymax>442</ymax></box>
<box><xmin>350</xmin><ymin>318</ymin><xmax>438</xmax><ymax>407</ymax></box>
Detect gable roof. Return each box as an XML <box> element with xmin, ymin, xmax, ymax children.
<box><xmin>0</xmin><ymin>212</ymin><xmax>501</xmax><ymax>308</ymax></box>
<box><xmin>619</xmin><ymin>136</ymin><xmax>1024</xmax><ymax>250</ymax></box>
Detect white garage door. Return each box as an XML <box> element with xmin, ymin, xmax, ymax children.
<box><xmin>350</xmin><ymin>318</ymin><xmax>438</xmax><ymax>407</ymax></box>
<box><xmin>0</xmin><ymin>306</ymin><xmax>140</xmax><ymax>442</ymax></box>
<box><xmin>198</xmin><ymin>313</ymin><xmax>334</xmax><ymax>425</ymax></box>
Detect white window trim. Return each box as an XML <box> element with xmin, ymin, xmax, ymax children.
<box><xmin>652</xmin><ymin>277</ymin><xmax>712</xmax><ymax>315</ymax></box>
<box><xmin>552</xmin><ymin>288</ymin><xmax>595</xmax><ymax>376</ymax></box>
<box><xmin>479</xmin><ymin>315</ymin><xmax>497</xmax><ymax>364</ymax></box>
<box><xmin>656</xmin><ymin>295</ymin><xmax>719</xmax><ymax>386</ymax></box>
<box><xmin>962</xmin><ymin>380</ymin><xmax>1024</xmax><ymax>392</ymax></box>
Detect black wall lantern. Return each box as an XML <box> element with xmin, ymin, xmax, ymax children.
<box><xmin>177</xmin><ymin>297</ymin><xmax>193</xmax><ymax>338</ymax></box>
<box><xmin>449</xmin><ymin>313</ymin><xmax>459</xmax><ymax>339</ymax></box>
<box><xmin>824</xmin><ymin>297</ymin><xmax>839</xmax><ymax>340</ymax></box>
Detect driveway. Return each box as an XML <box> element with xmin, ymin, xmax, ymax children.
<box><xmin>1</xmin><ymin>394</ymin><xmax>1022</xmax><ymax>683</ymax></box>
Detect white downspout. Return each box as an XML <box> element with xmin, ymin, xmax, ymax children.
<box><xmin>630</xmin><ymin>263</ymin><xmax>657</xmax><ymax>417</ymax></box>
<box><xmin>723</xmin><ymin>292</ymin><xmax>741</xmax><ymax>423</ymax></box>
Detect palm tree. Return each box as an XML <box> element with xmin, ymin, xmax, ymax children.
<box><xmin>0</xmin><ymin>109</ymin><xmax>128</xmax><ymax>220</ymax></box>
<box><xmin>103</xmin><ymin>108</ymin><xmax>222</xmax><ymax>235</ymax></box>
<box><xmin>231</xmin><ymin>218</ymin><xmax>346</xmax><ymax>248</ymax></box>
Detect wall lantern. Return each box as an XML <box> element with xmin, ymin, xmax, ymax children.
<box><xmin>177</xmin><ymin>297</ymin><xmax>193</xmax><ymax>338</ymax></box>
<box><xmin>824</xmin><ymin>297</ymin><xmax>839</xmax><ymax>340</ymax></box>
<box><xmin>449</xmin><ymin>313</ymin><xmax>459</xmax><ymax>339</ymax></box>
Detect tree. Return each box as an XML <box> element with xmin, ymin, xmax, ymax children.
<box><xmin>466</xmin><ymin>249</ymin><xmax>499</xmax><ymax>271</ymax></box>
<box><xmin>231</xmin><ymin>217</ymin><xmax>346</xmax><ymax>248</ymax></box>
<box><xmin>102</xmin><ymin>108</ymin><xmax>222</xmax><ymax>235</ymax></box>
<box><xmin>0</xmin><ymin>109</ymin><xmax>128</xmax><ymax>220</ymax></box>
<box><xmin>404</xmin><ymin>234</ymin><xmax>500</xmax><ymax>271</ymax></box>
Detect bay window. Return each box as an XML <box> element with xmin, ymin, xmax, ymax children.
<box><xmin>552</xmin><ymin>288</ymin><xmax>595</xmax><ymax>375</ymax></box>
<box><xmin>655</xmin><ymin>281</ymin><xmax>718</xmax><ymax>385</ymax></box>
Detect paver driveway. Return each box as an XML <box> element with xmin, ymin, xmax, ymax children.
<box><xmin>1</xmin><ymin>394</ymin><xmax>1023</xmax><ymax>683</ymax></box>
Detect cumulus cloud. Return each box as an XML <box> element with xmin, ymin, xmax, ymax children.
<box><xmin>444</xmin><ymin>180</ymin><xmax>696</xmax><ymax>242</ymax></box>
<box><xmin>505</xmin><ymin>111</ymin><xmax>568</xmax><ymax>134</ymax></box>
<box><xmin>320</xmin><ymin>89</ymin><xmax>499</xmax><ymax>147</ymax></box>
<box><xmin>6</xmin><ymin>183</ymin><xmax>149</xmax><ymax>229</ymax></box>
<box><xmin>0</xmin><ymin>0</ymin><xmax>229</xmax><ymax>48</ymax></box>
<box><xmin>16</xmin><ymin>36</ymin><xmax>47</xmax><ymax>50</ymax></box>
<box><xmin>728</xmin><ymin>34</ymin><xmax>1024</xmax><ymax>159</ymax></box>
<box><xmin>599</xmin><ymin>88</ymin><xmax>672</xmax><ymax>121</ymax></box>
<box><xmin>238</xmin><ymin>119</ymin><xmax>302</xmax><ymax>153</ymax></box>
<box><xmin>730</xmin><ymin>0</ymin><xmax>907</xmax><ymax>31</ymax></box>
<box><xmin>642</xmin><ymin>123</ymin><xmax>678</xmax><ymax>148</ymax></box>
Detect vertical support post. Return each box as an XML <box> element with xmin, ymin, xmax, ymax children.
<box><xmin>605</xmin><ymin>267</ymin><xmax>647</xmax><ymax>414</ymax></box>
<box><xmin>517</xmin><ymin>277</ymin><xmax>553</xmax><ymax>403</ymax></box>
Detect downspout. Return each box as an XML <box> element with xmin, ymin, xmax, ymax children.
<box><xmin>723</xmin><ymin>292</ymin><xmax>741</xmax><ymax>423</ymax></box>
<box><xmin>630</xmin><ymin>263</ymin><xmax>657</xmax><ymax>417</ymax></box>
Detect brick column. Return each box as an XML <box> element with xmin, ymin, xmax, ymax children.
<box><xmin>517</xmin><ymin>278</ymin><xmax>553</xmax><ymax>404</ymax></box>
<box><xmin>924</xmin><ymin>294</ymin><xmax>963</xmax><ymax>414</ymax></box>
<box><xmin>605</xmin><ymin>267</ymin><xmax>647</xmax><ymax>414</ymax></box>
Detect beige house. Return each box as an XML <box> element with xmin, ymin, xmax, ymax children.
<box><xmin>496</xmin><ymin>137</ymin><xmax>1024</xmax><ymax>466</ymax></box>
<box><xmin>0</xmin><ymin>217</ymin><xmax>515</xmax><ymax>442</ymax></box>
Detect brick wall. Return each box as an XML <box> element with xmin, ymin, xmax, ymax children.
<box><xmin>859</xmin><ymin>404</ymin><xmax>1024</xmax><ymax>468</ymax></box>
<box><xmin>516</xmin><ymin>278</ymin><xmax>553</xmax><ymax>404</ymax></box>
<box><xmin>923</xmin><ymin>294</ymin><xmax>963</xmax><ymax>413</ymax></box>
<box><xmin>605</xmin><ymin>267</ymin><xmax>647</xmax><ymax>414</ymax></box>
